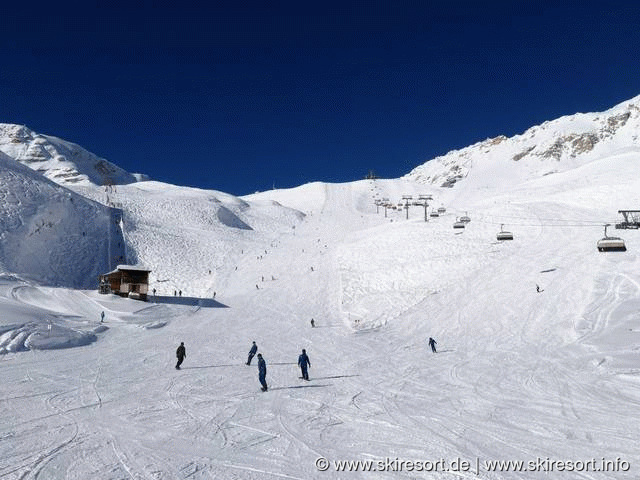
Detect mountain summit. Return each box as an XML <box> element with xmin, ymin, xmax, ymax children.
<box><xmin>0</xmin><ymin>123</ymin><xmax>142</xmax><ymax>187</ymax></box>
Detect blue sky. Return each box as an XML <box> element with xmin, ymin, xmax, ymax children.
<box><xmin>2</xmin><ymin>1</ymin><xmax>640</xmax><ymax>195</ymax></box>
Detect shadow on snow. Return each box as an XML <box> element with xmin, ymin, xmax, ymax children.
<box><xmin>150</xmin><ymin>295</ymin><xmax>228</xmax><ymax>308</ymax></box>
<box><xmin>312</xmin><ymin>374</ymin><xmax>361</xmax><ymax>380</ymax></box>
<box><xmin>180</xmin><ymin>362</ymin><xmax>298</xmax><ymax>370</ymax></box>
<box><xmin>269</xmin><ymin>384</ymin><xmax>331</xmax><ymax>391</ymax></box>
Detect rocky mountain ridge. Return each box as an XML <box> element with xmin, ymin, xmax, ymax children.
<box><xmin>405</xmin><ymin>95</ymin><xmax>640</xmax><ymax>189</ymax></box>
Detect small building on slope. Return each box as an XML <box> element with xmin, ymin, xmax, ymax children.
<box><xmin>99</xmin><ymin>265</ymin><xmax>151</xmax><ymax>301</ymax></box>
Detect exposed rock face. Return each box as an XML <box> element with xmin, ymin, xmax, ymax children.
<box><xmin>405</xmin><ymin>95</ymin><xmax>640</xmax><ymax>188</ymax></box>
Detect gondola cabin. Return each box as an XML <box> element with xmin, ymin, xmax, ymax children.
<box><xmin>98</xmin><ymin>265</ymin><xmax>151</xmax><ymax>300</ymax></box>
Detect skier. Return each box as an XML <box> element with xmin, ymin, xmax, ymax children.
<box><xmin>246</xmin><ymin>341</ymin><xmax>258</xmax><ymax>365</ymax></box>
<box><xmin>310</xmin><ymin>318</ymin><xmax>315</xmax><ymax>328</ymax></box>
<box><xmin>298</xmin><ymin>349</ymin><xmax>311</xmax><ymax>380</ymax></box>
<box><xmin>176</xmin><ymin>342</ymin><xmax>186</xmax><ymax>369</ymax></box>
<box><xmin>428</xmin><ymin>337</ymin><xmax>437</xmax><ymax>353</ymax></box>
<box><xmin>257</xmin><ymin>353</ymin><xmax>268</xmax><ymax>391</ymax></box>
<box><xmin>536</xmin><ymin>284</ymin><xmax>544</xmax><ymax>293</ymax></box>
<box><xmin>100</xmin><ymin>311</ymin><xmax>105</xmax><ymax>323</ymax></box>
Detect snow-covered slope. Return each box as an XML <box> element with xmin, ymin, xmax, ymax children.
<box><xmin>0</xmin><ymin>123</ymin><xmax>140</xmax><ymax>187</ymax></box>
<box><xmin>2</xmin><ymin>96</ymin><xmax>640</xmax><ymax>478</ymax></box>
<box><xmin>70</xmin><ymin>181</ymin><xmax>307</xmax><ymax>298</ymax></box>
<box><xmin>0</xmin><ymin>152</ymin><xmax>125</xmax><ymax>288</ymax></box>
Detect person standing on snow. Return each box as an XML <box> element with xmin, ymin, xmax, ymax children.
<box><xmin>257</xmin><ymin>353</ymin><xmax>268</xmax><ymax>391</ymax></box>
<box><xmin>246</xmin><ymin>341</ymin><xmax>258</xmax><ymax>365</ymax></box>
<box><xmin>298</xmin><ymin>349</ymin><xmax>311</xmax><ymax>380</ymax></box>
<box><xmin>428</xmin><ymin>337</ymin><xmax>437</xmax><ymax>353</ymax></box>
<box><xmin>176</xmin><ymin>342</ymin><xmax>186</xmax><ymax>369</ymax></box>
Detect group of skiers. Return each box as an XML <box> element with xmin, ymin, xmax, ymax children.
<box><xmin>175</xmin><ymin>336</ymin><xmax>438</xmax><ymax>390</ymax></box>
<box><xmin>245</xmin><ymin>341</ymin><xmax>311</xmax><ymax>391</ymax></box>
<box><xmin>174</xmin><ymin>340</ymin><xmax>312</xmax><ymax>392</ymax></box>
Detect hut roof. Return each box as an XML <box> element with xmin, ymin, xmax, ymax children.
<box><xmin>103</xmin><ymin>265</ymin><xmax>152</xmax><ymax>276</ymax></box>
<box><xmin>116</xmin><ymin>264</ymin><xmax>151</xmax><ymax>272</ymax></box>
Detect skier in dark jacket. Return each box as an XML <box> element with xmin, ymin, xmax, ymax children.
<box><xmin>246</xmin><ymin>341</ymin><xmax>258</xmax><ymax>365</ymax></box>
<box><xmin>257</xmin><ymin>353</ymin><xmax>268</xmax><ymax>391</ymax></box>
<box><xmin>176</xmin><ymin>342</ymin><xmax>186</xmax><ymax>369</ymax></box>
<box><xmin>428</xmin><ymin>337</ymin><xmax>437</xmax><ymax>353</ymax></box>
<box><xmin>298</xmin><ymin>349</ymin><xmax>311</xmax><ymax>380</ymax></box>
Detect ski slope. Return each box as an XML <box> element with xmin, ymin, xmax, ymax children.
<box><xmin>1</xmin><ymin>152</ymin><xmax>640</xmax><ymax>479</ymax></box>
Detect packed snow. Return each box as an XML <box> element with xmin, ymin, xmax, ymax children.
<box><xmin>1</xmin><ymin>100</ymin><xmax>640</xmax><ymax>478</ymax></box>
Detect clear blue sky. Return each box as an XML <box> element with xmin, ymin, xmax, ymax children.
<box><xmin>2</xmin><ymin>1</ymin><xmax>640</xmax><ymax>195</ymax></box>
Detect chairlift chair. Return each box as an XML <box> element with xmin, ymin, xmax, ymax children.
<box><xmin>597</xmin><ymin>224</ymin><xmax>626</xmax><ymax>252</ymax></box>
<box><xmin>430</xmin><ymin>211</ymin><xmax>440</xmax><ymax>217</ymax></box>
<box><xmin>437</xmin><ymin>206</ymin><xmax>446</xmax><ymax>214</ymax></box>
<box><xmin>453</xmin><ymin>218</ymin><xmax>465</xmax><ymax>229</ymax></box>
<box><xmin>460</xmin><ymin>212</ymin><xmax>471</xmax><ymax>223</ymax></box>
<box><xmin>496</xmin><ymin>224</ymin><xmax>514</xmax><ymax>241</ymax></box>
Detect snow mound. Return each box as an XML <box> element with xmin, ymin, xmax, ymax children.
<box><xmin>0</xmin><ymin>322</ymin><xmax>98</xmax><ymax>353</ymax></box>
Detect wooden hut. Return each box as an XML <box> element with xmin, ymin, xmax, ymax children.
<box><xmin>99</xmin><ymin>265</ymin><xmax>151</xmax><ymax>301</ymax></box>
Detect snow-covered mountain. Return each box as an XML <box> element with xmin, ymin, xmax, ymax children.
<box><xmin>0</xmin><ymin>150</ymin><xmax>124</xmax><ymax>288</ymax></box>
<box><xmin>0</xmin><ymin>123</ymin><xmax>141</xmax><ymax>187</ymax></box>
<box><xmin>406</xmin><ymin>94</ymin><xmax>640</xmax><ymax>196</ymax></box>
<box><xmin>1</xmin><ymin>97</ymin><xmax>640</xmax><ymax>479</ymax></box>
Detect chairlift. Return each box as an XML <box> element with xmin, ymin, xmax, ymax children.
<box><xmin>597</xmin><ymin>224</ymin><xmax>626</xmax><ymax>252</ymax></box>
<box><xmin>453</xmin><ymin>218</ymin><xmax>465</xmax><ymax>229</ymax></box>
<box><xmin>460</xmin><ymin>212</ymin><xmax>471</xmax><ymax>223</ymax></box>
<box><xmin>496</xmin><ymin>224</ymin><xmax>514</xmax><ymax>241</ymax></box>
